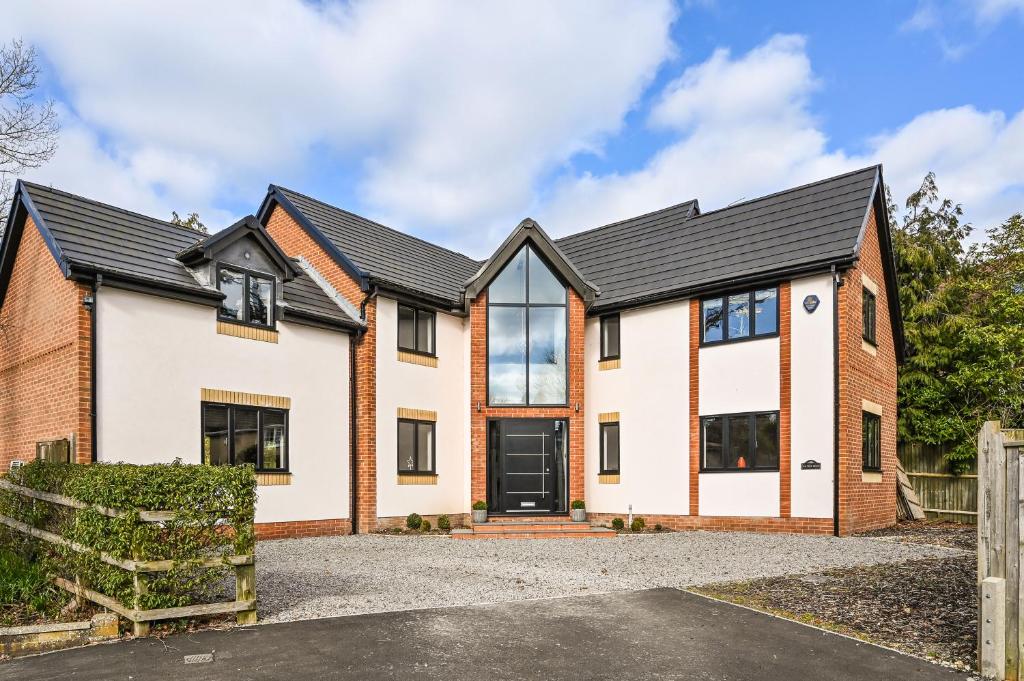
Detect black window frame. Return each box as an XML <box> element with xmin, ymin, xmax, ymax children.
<box><xmin>200</xmin><ymin>402</ymin><xmax>289</xmax><ymax>472</ymax></box>
<box><xmin>862</xmin><ymin>287</ymin><xmax>877</xmax><ymax>346</ymax></box>
<box><xmin>599</xmin><ymin>421</ymin><xmax>620</xmax><ymax>474</ymax></box>
<box><xmin>397</xmin><ymin>303</ymin><xmax>437</xmax><ymax>357</ymax></box>
<box><xmin>862</xmin><ymin>411</ymin><xmax>881</xmax><ymax>471</ymax></box>
<box><xmin>486</xmin><ymin>245</ymin><xmax>569</xmax><ymax>407</ymax></box>
<box><xmin>600</xmin><ymin>313</ymin><xmax>620</xmax><ymax>361</ymax></box>
<box><xmin>397</xmin><ymin>418</ymin><xmax>437</xmax><ymax>475</ymax></box>
<box><xmin>699</xmin><ymin>411</ymin><xmax>780</xmax><ymax>472</ymax></box>
<box><xmin>699</xmin><ymin>286</ymin><xmax>780</xmax><ymax>346</ymax></box>
<box><xmin>216</xmin><ymin>263</ymin><xmax>277</xmax><ymax>330</ymax></box>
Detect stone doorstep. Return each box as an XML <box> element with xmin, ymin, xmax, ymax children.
<box><xmin>453</xmin><ymin>522</ymin><xmax>617</xmax><ymax>539</ymax></box>
<box><xmin>0</xmin><ymin>613</ymin><xmax>119</xmax><ymax>657</ymax></box>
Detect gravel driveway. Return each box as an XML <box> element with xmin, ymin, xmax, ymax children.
<box><xmin>253</xmin><ymin>531</ymin><xmax>963</xmax><ymax>623</ymax></box>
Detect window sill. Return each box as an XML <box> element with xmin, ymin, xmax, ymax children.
<box><xmin>699</xmin><ymin>469</ymin><xmax>780</xmax><ymax>474</ymax></box>
<box><xmin>217</xmin><ymin>320</ymin><xmax>279</xmax><ymax>344</ymax></box>
<box><xmin>598</xmin><ymin>358</ymin><xmax>621</xmax><ymax>371</ymax></box>
<box><xmin>398</xmin><ymin>350</ymin><xmax>438</xmax><ymax>368</ymax></box>
<box><xmin>598</xmin><ymin>473</ymin><xmax>620</xmax><ymax>484</ymax></box>
<box><xmin>862</xmin><ymin>470</ymin><xmax>883</xmax><ymax>484</ymax></box>
<box><xmin>861</xmin><ymin>339</ymin><xmax>877</xmax><ymax>356</ymax></box>
<box><xmin>256</xmin><ymin>472</ymin><xmax>291</xmax><ymax>486</ymax></box>
<box><xmin>397</xmin><ymin>473</ymin><xmax>438</xmax><ymax>485</ymax></box>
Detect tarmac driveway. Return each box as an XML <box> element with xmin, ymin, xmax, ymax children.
<box><xmin>1</xmin><ymin>589</ymin><xmax>969</xmax><ymax>681</ymax></box>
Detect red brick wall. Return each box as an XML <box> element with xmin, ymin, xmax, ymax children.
<box><xmin>264</xmin><ymin>204</ymin><xmax>377</xmax><ymax>531</ymax></box>
<box><xmin>255</xmin><ymin>518</ymin><xmax>351</xmax><ymax>540</ymax></box>
<box><xmin>688</xmin><ymin>298</ymin><xmax>700</xmax><ymax>515</ymax></box>
<box><xmin>587</xmin><ymin>512</ymin><xmax>832</xmax><ymax>535</ymax></box>
<box><xmin>837</xmin><ymin>203</ymin><xmax>898</xmax><ymax>534</ymax></box>
<box><xmin>469</xmin><ymin>288</ymin><xmax>585</xmax><ymax>509</ymax></box>
<box><xmin>779</xmin><ymin>282</ymin><xmax>792</xmax><ymax>518</ymax></box>
<box><xmin>0</xmin><ymin>218</ymin><xmax>92</xmax><ymax>470</ymax></box>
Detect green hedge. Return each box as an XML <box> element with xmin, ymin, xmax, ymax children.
<box><xmin>0</xmin><ymin>460</ymin><xmax>256</xmax><ymax>614</ymax></box>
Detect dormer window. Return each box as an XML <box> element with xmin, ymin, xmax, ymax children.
<box><xmin>218</xmin><ymin>265</ymin><xmax>275</xmax><ymax>328</ymax></box>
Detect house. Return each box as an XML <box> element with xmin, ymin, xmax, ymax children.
<box><xmin>0</xmin><ymin>165</ymin><xmax>902</xmax><ymax>538</ymax></box>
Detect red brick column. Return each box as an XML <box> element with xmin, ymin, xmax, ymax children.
<box><xmin>779</xmin><ymin>282</ymin><xmax>791</xmax><ymax>518</ymax></box>
<box><xmin>688</xmin><ymin>298</ymin><xmax>700</xmax><ymax>516</ymax></box>
<box><xmin>354</xmin><ymin>299</ymin><xmax>377</xmax><ymax>531</ymax></box>
<box><xmin>469</xmin><ymin>289</ymin><xmax>584</xmax><ymax>511</ymax></box>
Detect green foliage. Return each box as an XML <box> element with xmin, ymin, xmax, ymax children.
<box><xmin>611</xmin><ymin>517</ymin><xmax>624</xmax><ymax>531</ymax></box>
<box><xmin>570</xmin><ymin>499</ymin><xmax>585</xmax><ymax>510</ymax></box>
<box><xmin>893</xmin><ymin>173</ymin><xmax>1024</xmax><ymax>470</ymax></box>
<box><xmin>0</xmin><ymin>546</ymin><xmax>64</xmax><ymax>626</ymax></box>
<box><xmin>654</xmin><ymin>524</ymin><xmax>663</xmax><ymax>532</ymax></box>
<box><xmin>406</xmin><ymin>513</ymin><xmax>422</xmax><ymax>530</ymax></box>
<box><xmin>0</xmin><ymin>460</ymin><xmax>255</xmax><ymax>614</ymax></box>
<box><xmin>170</xmin><ymin>210</ymin><xmax>207</xmax><ymax>234</ymax></box>
<box><xmin>630</xmin><ymin>517</ymin><xmax>646</xmax><ymax>532</ymax></box>
<box><xmin>420</xmin><ymin>519</ymin><xmax>431</xmax><ymax>532</ymax></box>
<box><xmin>437</xmin><ymin>514</ymin><xmax>451</xmax><ymax>531</ymax></box>
<box><xmin>472</xmin><ymin>500</ymin><xmax>487</xmax><ymax>511</ymax></box>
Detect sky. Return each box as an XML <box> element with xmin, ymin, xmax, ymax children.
<box><xmin>3</xmin><ymin>0</ymin><xmax>1023</xmax><ymax>257</ymax></box>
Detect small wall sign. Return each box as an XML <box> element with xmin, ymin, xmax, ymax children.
<box><xmin>801</xmin><ymin>459</ymin><xmax>822</xmax><ymax>470</ymax></box>
<box><xmin>803</xmin><ymin>295</ymin><xmax>820</xmax><ymax>313</ymax></box>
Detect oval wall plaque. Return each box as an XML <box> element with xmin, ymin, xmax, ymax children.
<box><xmin>803</xmin><ymin>295</ymin><xmax>820</xmax><ymax>313</ymax></box>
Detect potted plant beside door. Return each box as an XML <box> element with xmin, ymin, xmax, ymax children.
<box><xmin>570</xmin><ymin>499</ymin><xmax>587</xmax><ymax>523</ymax></box>
<box><xmin>472</xmin><ymin>500</ymin><xmax>487</xmax><ymax>524</ymax></box>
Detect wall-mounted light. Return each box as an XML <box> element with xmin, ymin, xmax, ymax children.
<box><xmin>476</xmin><ymin>402</ymin><xmax>481</xmax><ymax>413</ymax></box>
<box><xmin>574</xmin><ymin>402</ymin><xmax>580</xmax><ymax>413</ymax></box>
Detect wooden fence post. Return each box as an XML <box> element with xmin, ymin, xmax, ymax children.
<box><xmin>132</xmin><ymin>571</ymin><xmax>150</xmax><ymax>637</ymax></box>
<box><xmin>983</xmin><ymin>577</ymin><xmax>1008</xmax><ymax>680</ymax></box>
<box><xmin>236</xmin><ymin>563</ymin><xmax>257</xmax><ymax>625</ymax></box>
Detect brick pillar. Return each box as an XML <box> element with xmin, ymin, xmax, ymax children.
<box><xmin>354</xmin><ymin>298</ymin><xmax>377</xmax><ymax>532</ymax></box>
<box><xmin>688</xmin><ymin>298</ymin><xmax>700</xmax><ymax>516</ymax></box>
<box><xmin>779</xmin><ymin>282</ymin><xmax>791</xmax><ymax>518</ymax></box>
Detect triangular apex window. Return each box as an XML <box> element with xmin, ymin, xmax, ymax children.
<box><xmin>487</xmin><ymin>245</ymin><xmax>567</xmax><ymax>406</ymax></box>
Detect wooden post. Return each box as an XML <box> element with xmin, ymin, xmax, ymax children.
<box><xmin>983</xmin><ymin>577</ymin><xmax>1008</xmax><ymax>680</ymax></box>
<box><xmin>235</xmin><ymin>563</ymin><xmax>257</xmax><ymax>625</ymax></box>
<box><xmin>132</xmin><ymin>571</ymin><xmax>150</xmax><ymax>637</ymax></box>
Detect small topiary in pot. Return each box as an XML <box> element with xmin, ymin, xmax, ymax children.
<box><xmin>406</xmin><ymin>513</ymin><xmax>423</xmax><ymax>530</ymax></box>
<box><xmin>570</xmin><ymin>499</ymin><xmax>586</xmax><ymax>522</ymax></box>
<box><xmin>471</xmin><ymin>500</ymin><xmax>487</xmax><ymax>524</ymax></box>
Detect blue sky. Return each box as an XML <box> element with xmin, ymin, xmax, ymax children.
<box><xmin>4</xmin><ymin>1</ymin><xmax>1023</xmax><ymax>257</ymax></box>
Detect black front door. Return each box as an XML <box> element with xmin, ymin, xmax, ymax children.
<box><xmin>487</xmin><ymin>419</ymin><xmax>568</xmax><ymax>514</ymax></box>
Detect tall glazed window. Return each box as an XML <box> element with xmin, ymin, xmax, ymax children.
<box><xmin>487</xmin><ymin>245</ymin><xmax>567</xmax><ymax>405</ymax></box>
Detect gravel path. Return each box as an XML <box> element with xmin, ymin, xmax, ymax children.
<box><xmin>254</xmin><ymin>531</ymin><xmax>963</xmax><ymax>624</ymax></box>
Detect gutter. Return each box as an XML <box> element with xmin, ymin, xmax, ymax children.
<box><xmin>831</xmin><ymin>265</ymin><xmax>843</xmax><ymax>536</ymax></box>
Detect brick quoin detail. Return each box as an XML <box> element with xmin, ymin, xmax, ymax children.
<box><xmin>255</xmin><ymin>518</ymin><xmax>351</xmax><ymax>540</ymax></box>
<box><xmin>688</xmin><ymin>299</ymin><xmax>699</xmax><ymax>515</ymax></box>
<box><xmin>837</xmin><ymin>205</ymin><xmax>898</xmax><ymax>535</ymax></box>
<box><xmin>779</xmin><ymin>282</ymin><xmax>792</xmax><ymax>518</ymax></box>
<box><xmin>265</xmin><ymin>205</ymin><xmax>378</xmax><ymax>532</ymax></box>
<box><xmin>0</xmin><ymin>218</ymin><xmax>92</xmax><ymax>470</ymax></box>
<box><xmin>469</xmin><ymin>288</ymin><xmax>585</xmax><ymax>509</ymax></box>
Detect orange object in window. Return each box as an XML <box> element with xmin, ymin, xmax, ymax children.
<box><xmin>737</xmin><ymin>456</ymin><xmax>747</xmax><ymax>469</ymax></box>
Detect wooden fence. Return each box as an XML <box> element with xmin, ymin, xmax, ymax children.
<box><xmin>0</xmin><ymin>478</ymin><xmax>256</xmax><ymax>636</ymax></box>
<box><xmin>977</xmin><ymin>421</ymin><xmax>1024</xmax><ymax>680</ymax></box>
<box><xmin>899</xmin><ymin>442</ymin><xmax>977</xmax><ymax>523</ymax></box>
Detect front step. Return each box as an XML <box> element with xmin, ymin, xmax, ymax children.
<box><xmin>451</xmin><ymin>521</ymin><xmax>616</xmax><ymax>539</ymax></box>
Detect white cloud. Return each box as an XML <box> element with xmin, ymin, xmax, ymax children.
<box><xmin>539</xmin><ymin>33</ymin><xmax>1024</xmax><ymax>240</ymax></box>
<box><xmin>2</xmin><ymin>0</ymin><xmax>675</xmax><ymax>250</ymax></box>
<box><xmin>975</xmin><ymin>0</ymin><xmax>1024</xmax><ymax>24</ymax></box>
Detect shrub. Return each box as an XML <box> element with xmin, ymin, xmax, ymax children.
<box><xmin>0</xmin><ymin>548</ymin><xmax>64</xmax><ymax>626</ymax></box>
<box><xmin>406</xmin><ymin>513</ymin><xmax>423</xmax><ymax>530</ymax></box>
<box><xmin>472</xmin><ymin>500</ymin><xmax>487</xmax><ymax>511</ymax></box>
<box><xmin>570</xmin><ymin>499</ymin><xmax>585</xmax><ymax>510</ymax></box>
<box><xmin>611</xmin><ymin>517</ymin><xmax>624</xmax><ymax>531</ymax></box>
<box><xmin>437</xmin><ymin>514</ymin><xmax>451</xmax><ymax>531</ymax></box>
<box><xmin>654</xmin><ymin>524</ymin><xmax>663</xmax><ymax>532</ymax></box>
<box><xmin>0</xmin><ymin>460</ymin><xmax>255</xmax><ymax>614</ymax></box>
<box><xmin>630</xmin><ymin>517</ymin><xmax>646</xmax><ymax>532</ymax></box>
<box><xmin>421</xmin><ymin>519</ymin><xmax>431</xmax><ymax>532</ymax></box>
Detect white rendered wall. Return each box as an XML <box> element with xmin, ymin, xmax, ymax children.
<box><xmin>698</xmin><ymin>317</ymin><xmax>780</xmax><ymax>517</ymax></box>
<box><xmin>584</xmin><ymin>301</ymin><xmax>690</xmax><ymax>516</ymax></box>
<box><xmin>375</xmin><ymin>296</ymin><xmax>467</xmax><ymax>518</ymax></box>
<box><xmin>96</xmin><ymin>286</ymin><xmax>351</xmax><ymax>525</ymax></box>
<box><xmin>789</xmin><ymin>274</ymin><xmax>835</xmax><ymax>519</ymax></box>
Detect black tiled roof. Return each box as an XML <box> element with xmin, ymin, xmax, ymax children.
<box><xmin>14</xmin><ymin>182</ymin><xmax>359</xmax><ymax>329</ymax></box>
<box><xmin>556</xmin><ymin>166</ymin><xmax>879</xmax><ymax>310</ymax></box>
<box><xmin>271</xmin><ymin>186</ymin><xmax>482</xmax><ymax>306</ymax></box>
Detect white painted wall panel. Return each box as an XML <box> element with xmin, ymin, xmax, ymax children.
<box><xmin>699</xmin><ymin>472</ymin><xmax>780</xmax><ymax>516</ymax></box>
<box><xmin>789</xmin><ymin>274</ymin><xmax>834</xmax><ymax>518</ymax></box>
<box><xmin>699</xmin><ymin>337</ymin><xmax>780</xmax><ymax>415</ymax></box>
<box><xmin>585</xmin><ymin>301</ymin><xmax>690</xmax><ymax>516</ymax></box>
<box><xmin>375</xmin><ymin>297</ymin><xmax>467</xmax><ymax>518</ymax></box>
<box><xmin>96</xmin><ymin>287</ymin><xmax>350</xmax><ymax>525</ymax></box>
